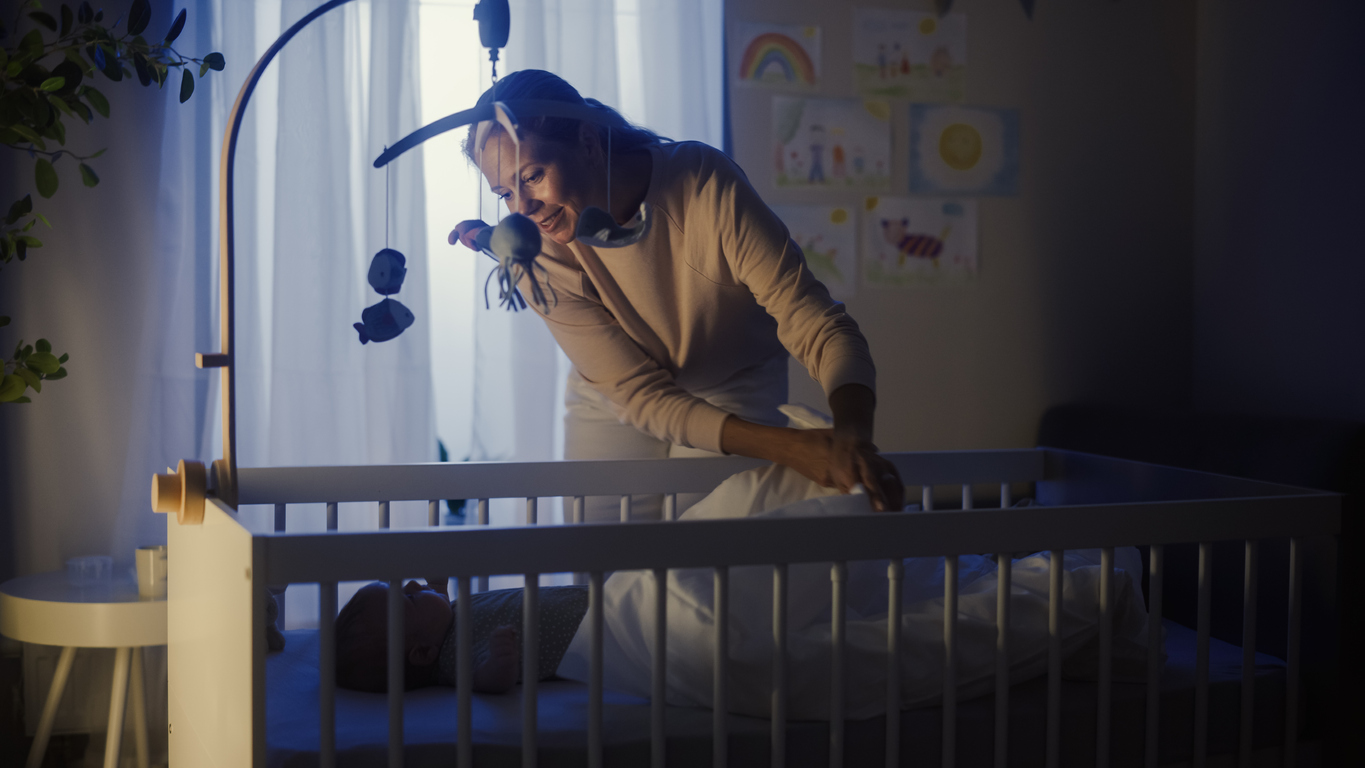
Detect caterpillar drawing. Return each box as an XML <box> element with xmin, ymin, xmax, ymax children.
<box><xmin>880</xmin><ymin>218</ymin><xmax>952</xmax><ymax>267</ymax></box>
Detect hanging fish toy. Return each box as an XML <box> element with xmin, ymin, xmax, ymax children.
<box><xmin>354</xmin><ymin>297</ymin><xmax>415</xmax><ymax>344</ymax></box>
<box><xmin>353</xmin><ymin>247</ymin><xmax>415</xmax><ymax>344</ymax></box>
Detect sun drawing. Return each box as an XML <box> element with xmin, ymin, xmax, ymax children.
<box><xmin>938</xmin><ymin>123</ymin><xmax>982</xmax><ymax>171</ymax></box>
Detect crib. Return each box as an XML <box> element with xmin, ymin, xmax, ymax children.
<box><xmin>162</xmin><ymin>447</ymin><xmax>1339</xmax><ymax>768</ymax></box>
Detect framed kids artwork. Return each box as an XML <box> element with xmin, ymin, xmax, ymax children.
<box><xmin>852</xmin><ymin>9</ymin><xmax>966</xmax><ymax>103</ymax></box>
<box><xmin>773</xmin><ymin>97</ymin><xmax>891</xmax><ymax>190</ymax></box>
<box><xmin>733</xmin><ymin>22</ymin><xmax>821</xmax><ymax>90</ymax></box>
<box><xmin>770</xmin><ymin>204</ymin><xmax>858</xmax><ymax>299</ymax></box>
<box><xmin>862</xmin><ymin>197</ymin><xmax>978</xmax><ymax>287</ymax></box>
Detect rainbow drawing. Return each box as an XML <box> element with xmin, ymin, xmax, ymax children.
<box><xmin>736</xmin><ymin>26</ymin><xmax>819</xmax><ymax>87</ymax></box>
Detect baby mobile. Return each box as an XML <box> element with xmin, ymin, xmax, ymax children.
<box><xmin>358</xmin><ymin>0</ymin><xmax>653</xmax><ymax>341</ymax></box>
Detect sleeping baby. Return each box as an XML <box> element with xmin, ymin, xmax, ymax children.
<box><xmin>334</xmin><ymin>579</ymin><xmax>588</xmax><ymax>693</ymax></box>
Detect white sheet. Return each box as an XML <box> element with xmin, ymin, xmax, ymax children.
<box><xmin>558</xmin><ymin>464</ymin><xmax>1150</xmax><ymax>720</ymax></box>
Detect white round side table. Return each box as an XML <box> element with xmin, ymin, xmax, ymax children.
<box><xmin>0</xmin><ymin>571</ymin><xmax>166</xmax><ymax>768</ymax></box>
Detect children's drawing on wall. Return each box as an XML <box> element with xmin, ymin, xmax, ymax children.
<box><xmin>863</xmin><ymin>197</ymin><xmax>977</xmax><ymax>287</ymax></box>
<box><xmin>770</xmin><ymin>205</ymin><xmax>858</xmax><ymax>299</ymax></box>
<box><xmin>909</xmin><ymin>105</ymin><xmax>1020</xmax><ymax>196</ymax></box>
<box><xmin>734</xmin><ymin>22</ymin><xmax>820</xmax><ymax>90</ymax></box>
<box><xmin>773</xmin><ymin>97</ymin><xmax>891</xmax><ymax>189</ymax></box>
<box><xmin>852</xmin><ymin>9</ymin><xmax>966</xmax><ymax>102</ymax></box>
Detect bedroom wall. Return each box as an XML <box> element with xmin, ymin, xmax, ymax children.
<box><xmin>727</xmin><ymin>0</ymin><xmax>1198</xmax><ymax>451</ymax></box>
<box><xmin>1192</xmin><ymin>0</ymin><xmax>1365</xmax><ymax>423</ymax></box>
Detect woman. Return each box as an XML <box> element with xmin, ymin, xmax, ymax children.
<box><xmin>453</xmin><ymin>70</ymin><xmax>903</xmax><ymax>517</ymax></box>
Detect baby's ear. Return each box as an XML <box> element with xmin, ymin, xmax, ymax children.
<box><xmin>408</xmin><ymin>643</ymin><xmax>440</xmax><ymax>667</ymax></box>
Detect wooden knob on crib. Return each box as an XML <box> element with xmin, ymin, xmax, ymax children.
<box><xmin>151</xmin><ymin>459</ymin><xmax>207</xmax><ymax>525</ymax></box>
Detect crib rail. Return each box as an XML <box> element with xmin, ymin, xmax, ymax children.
<box><xmin>171</xmin><ymin>450</ymin><xmax>1340</xmax><ymax>768</ymax></box>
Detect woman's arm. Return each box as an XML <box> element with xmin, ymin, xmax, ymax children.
<box><xmin>721</xmin><ymin>383</ymin><xmax>904</xmax><ymax>511</ymax></box>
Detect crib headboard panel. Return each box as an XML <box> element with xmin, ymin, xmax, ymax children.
<box><xmin>168</xmin><ymin>498</ymin><xmax>265</xmax><ymax>768</ymax></box>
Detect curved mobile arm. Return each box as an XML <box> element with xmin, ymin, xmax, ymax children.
<box><xmin>202</xmin><ymin>0</ymin><xmax>359</xmax><ymax>507</ymax></box>
<box><xmin>372</xmin><ymin>99</ymin><xmax>615</xmax><ymax>168</ymax></box>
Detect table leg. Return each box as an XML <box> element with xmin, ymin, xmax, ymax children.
<box><xmin>103</xmin><ymin>647</ymin><xmax>131</xmax><ymax>768</ymax></box>
<box><xmin>26</xmin><ymin>646</ymin><xmax>76</xmax><ymax>768</ymax></box>
<box><xmin>129</xmin><ymin>647</ymin><xmax>149</xmax><ymax>768</ymax></box>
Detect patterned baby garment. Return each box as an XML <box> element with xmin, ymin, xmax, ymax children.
<box><xmin>436</xmin><ymin>585</ymin><xmax>589</xmax><ymax>685</ymax></box>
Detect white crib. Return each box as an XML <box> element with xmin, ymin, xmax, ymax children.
<box><xmin>163</xmin><ymin>447</ymin><xmax>1338</xmax><ymax>768</ymax></box>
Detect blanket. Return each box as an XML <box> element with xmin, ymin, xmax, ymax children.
<box><xmin>558</xmin><ymin>465</ymin><xmax>1151</xmax><ymax>720</ymax></box>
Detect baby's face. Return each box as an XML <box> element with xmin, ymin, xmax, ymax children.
<box><xmin>354</xmin><ymin>580</ymin><xmax>453</xmax><ymax>656</ymax></box>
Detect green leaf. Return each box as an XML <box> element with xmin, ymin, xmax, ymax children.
<box><xmin>165</xmin><ymin>8</ymin><xmax>186</xmax><ymax>44</ymax></box>
<box><xmin>20</xmin><ymin>29</ymin><xmax>44</xmax><ymax>56</ymax></box>
<box><xmin>0</xmin><ymin>317</ymin><xmax>9</xmax><ymax>328</ymax></box>
<box><xmin>13</xmin><ymin>397</ymin><xmax>33</xmax><ymax>404</ymax></box>
<box><xmin>49</xmin><ymin>96</ymin><xmax>76</xmax><ymax>118</ymax></box>
<box><xmin>11</xmin><ymin>124</ymin><xmax>43</xmax><ymax>145</ymax></box>
<box><xmin>27</xmin><ymin>351</ymin><xmax>60</xmax><ymax>375</ymax></box>
<box><xmin>5</xmin><ymin>196</ymin><xmax>33</xmax><ymax>225</ymax></box>
<box><xmin>79</xmin><ymin>163</ymin><xmax>99</xmax><ymax>187</ymax></box>
<box><xmin>198</xmin><ymin>61</ymin><xmax>208</xmax><ymax>78</ymax></box>
<box><xmin>83</xmin><ymin>86</ymin><xmax>109</xmax><ymax>117</ymax></box>
<box><xmin>203</xmin><ymin>52</ymin><xmax>226</xmax><ymax>72</ymax></box>
<box><xmin>16</xmin><ymin>367</ymin><xmax>41</xmax><ymax>392</ymax></box>
<box><xmin>28</xmin><ymin>11</ymin><xmax>58</xmax><ymax>32</ymax></box>
<box><xmin>128</xmin><ymin>0</ymin><xmax>151</xmax><ymax>36</ymax></box>
<box><xmin>35</xmin><ymin>213</ymin><xmax>50</xmax><ymax>228</ymax></box>
<box><xmin>34</xmin><ymin>159</ymin><xmax>58</xmax><ymax>198</ymax></box>
<box><xmin>17</xmin><ymin>236</ymin><xmax>41</xmax><ymax>248</ymax></box>
<box><xmin>58</xmin><ymin>353</ymin><xmax>69</xmax><ymax>363</ymax></box>
<box><xmin>35</xmin><ymin>339</ymin><xmax>51</xmax><ymax>354</ymax></box>
<box><xmin>179</xmin><ymin>67</ymin><xmax>194</xmax><ymax>102</ymax></box>
<box><xmin>61</xmin><ymin>4</ymin><xmax>74</xmax><ymax>37</ymax></box>
<box><xmin>39</xmin><ymin>76</ymin><xmax>66</xmax><ymax>92</ymax></box>
<box><xmin>0</xmin><ymin>375</ymin><xmax>26</xmax><ymax>403</ymax></box>
<box><xmin>47</xmin><ymin>367</ymin><xmax>68</xmax><ymax>381</ymax></box>
<box><xmin>89</xmin><ymin>148</ymin><xmax>106</xmax><ymax>159</ymax></box>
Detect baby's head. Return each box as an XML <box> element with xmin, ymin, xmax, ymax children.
<box><xmin>335</xmin><ymin>580</ymin><xmax>453</xmax><ymax>692</ymax></box>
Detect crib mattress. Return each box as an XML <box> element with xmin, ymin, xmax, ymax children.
<box><xmin>266</xmin><ymin>620</ymin><xmax>1288</xmax><ymax>768</ymax></box>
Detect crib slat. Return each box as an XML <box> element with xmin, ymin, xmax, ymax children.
<box><xmin>1047</xmin><ymin>550</ymin><xmax>1063</xmax><ymax>768</ymax></box>
<box><xmin>319</xmin><ymin>581</ymin><xmax>337</xmax><ymax>768</ymax></box>
<box><xmin>573</xmin><ymin>496</ymin><xmax>585</xmax><ymax>525</ymax></box>
<box><xmin>652</xmin><ymin>568</ymin><xmax>667</xmax><ymax>768</ymax></box>
<box><xmin>429</xmin><ymin>500</ymin><xmax>439</xmax><ymax>527</ymax></box>
<box><xmin>379</xmin><ymin>500</ymin><xmax>390</xmax><ymax>529</ymax></box>
<box><xmin>1285</xmin><ymin>538</ymin><xmax>1301</xmax><ymax>768</ymax></box>
<box><xmin>387</xmin><ymin>580</ymin><xmax>404</xmax><ymax>768</ymax></box>
<box><xmin>1240</xmin><ymin>540</ymin><xmax>1258</xmax><ymax>768</ymax></box>
<box><xmin>714</xmin><ymin>566</ymin><xmax>729</xmax><ymax>768</ymax></box>
<box><xmin>274</xmin><ymin>503</ymin><xmax>286</xmax><ymax>532</ymax></box>
<box><xmin>275</xmin><ymin>505</ymin><xmax>287</xmax><ymax>627</ymax></box>
<box><xmin>886</xmin><ymin>560</ymin><xmax>904</xmax><ymax>768</ymax></box>
<box><xmin>526</xmin><ymin>497</ymin><xmax>538</xmax><ymax>526</ymax></box>
<box><xmin>457</xmin><ymin>577</ymin><xmax>473</xmax><ymax>768</ymax></box>
<box><xmin>589</xmin><ymin>572</ymin><xmax>605</xmax><ymax>768</ymax></box>
<box><xmin>831</xmin><ymin>561</ymin><xmax>847</xmax><ymax>768</ymax></box>
<box><xmin>1098</xmin><ymin>547</ymin><xmax>1114</xmax><ymax>768</ymax></box>
<box><xmin>943</xmin><ymin>554</ymin><xmax>959</xmax><ymax>768</ymax></box>
<box><xmin>664</xmin><ymin>493</ymin><xmax>677</xmax><ymax>521</ymax></box>
<box><xmin>620</xmin><ymin>494</ymin><xmax>631</xmax><ymax>523</ymax></box>
<box><xmin>994</xmin><ymin>553</ymin><xmax>1011</xmax><ymax>768</ymax></box>
<box><xmin>326</xmin><ymin>502</ymin><xmax>338</xmax><ymax>531</ymax></box>
<box><xmin>772</xmin><ymin>564</ymin><xmax>788</xmax><ymax>768</ymax></box>
<box><xmin>1000</xmin><ymin>483</ymin><xmax>1012</xmax><ymax>509</ymax></box>
<box><xmin>922</xmin><ymin>486</ymin><xmax>934</xmax><ymax>511</ymax></box>
<box><xmin>961</xmin><ymin>485</ymin><xmax>972</xmax><ymax>510</ymax></box>
<box><xmin>1146</xmin><ymin>545</ymin><xmax>1164</xmax><ymax>768</ymax></box>
<box><xmin>1195</xmin><ymin>543</ymin><xmax>1212</xmax><ymax>768</ymax></box>
<box><xmin>477</xmin><ymin>499</ymin><xmax>490</xmax><ymax>593</ymax></box>
<box><xmin>523</xmin><ymin>575</ymin><xmax>539</xmax><ymax>768</ymax></box>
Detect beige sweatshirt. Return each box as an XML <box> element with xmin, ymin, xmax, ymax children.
<box><xmin>527</xmin><ymin>141</ymin><xmax>876</xmax><ymax>454</ymax></box>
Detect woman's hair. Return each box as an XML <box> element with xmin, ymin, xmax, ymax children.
<box><xmin>462</xmin><ymin>69</ymin><xmax>670</xmax><ymax>164</ymax></box>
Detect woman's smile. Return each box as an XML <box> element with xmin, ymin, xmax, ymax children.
<box><xmin>538</xmin><ymin>207</ymin><xmax>566</xmax><ymax>233</ymax></box>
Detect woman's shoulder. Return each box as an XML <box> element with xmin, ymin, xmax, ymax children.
<box><xmin>652</xmin><ymin>141</ymin><xmax>746</xmax><ymax>187</ymax></box>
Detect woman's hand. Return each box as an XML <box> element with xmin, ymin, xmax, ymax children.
<box><xmin>721</xmin><ymin>417</ymin><xmax>905</xmax><ymax>511</ymax></box>
<box><xmin>785</xmin><ymin>428</ymin><xmax>905</xmax><ymax>512</ymax></box>
<box><xmin>450</xmin><ymin>219</ymin><xmax>491</xmax><ymax>250</ymax></box>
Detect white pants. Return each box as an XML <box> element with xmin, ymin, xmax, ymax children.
<box><xmin>563</xmin><ymin>355</ymin><xmax>789</xmax><ymax>522</ymax></box>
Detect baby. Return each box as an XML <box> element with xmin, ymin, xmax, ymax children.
<box><xmin>335</xmin><ymin>579</ymin><xmax>589</xmax><ymax>693</ymax></box>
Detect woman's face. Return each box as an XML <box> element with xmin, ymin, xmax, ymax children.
<box><xmin>477</xmin><ymin>127</ymin><xmax>602</xmax><ymax>245</ymax></box>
